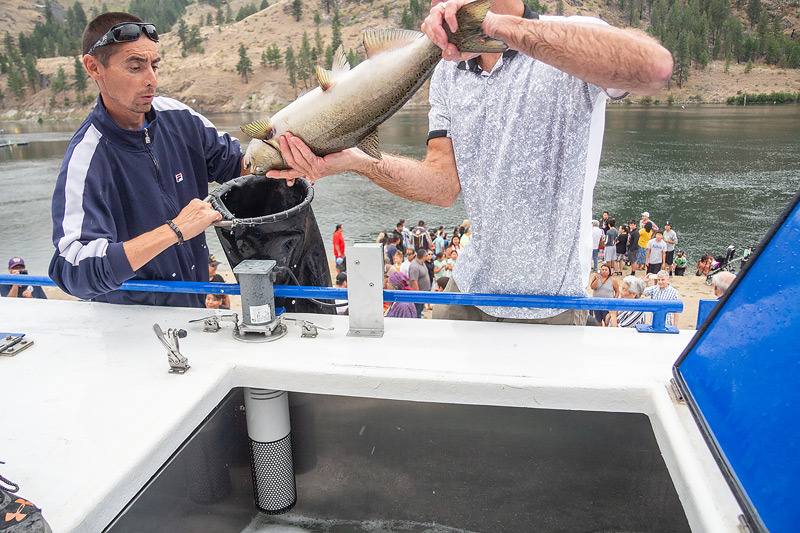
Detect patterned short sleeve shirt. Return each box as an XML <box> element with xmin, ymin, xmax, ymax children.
<box><xmin>428</xmin><ymin>12</ymin><xmax>623</xmax><ymax>319</ymax></box>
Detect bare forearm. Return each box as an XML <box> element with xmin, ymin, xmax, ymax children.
<box><xmin>487</xmin><ymin>16</ymin><xmax>673</xmax><ymax>95</ymax></box>
<box><xmin>352</xmin><ymin>139</ymin><xmax>461</xmax><ymax>207</ymax></box>
<box><xmin>123</xmin><ymin>224</ymin><xmax>180</xmax><ymax>272</ymax></box>
<box><xmin>123</xmin><ymin>198</ymin><xmax>222</xmax><ymax>272</ymax></box>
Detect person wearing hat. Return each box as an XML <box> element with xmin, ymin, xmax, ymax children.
<box><xmin>208</xmin><ymin>254</ymin><xmax>223</xmax><ymax>282</ymax></box>
<box><xmin>207</xmin><ymin>254</ymin><xmax>230</xmax><ymax>308</ymax></box>
<box><xmin>639</xmin><ymin>212</ymin><xmax>659</xmax><ymax>232</ymax></box>
<box><xmin>1</xmin><ymin>257</ymin><xmax>47</xmax><ymax>299</ymax></box>
<box><xmin>662</xmin><ymin>221</ymin><xmax>678</xmax><ymax>276</ymax></box>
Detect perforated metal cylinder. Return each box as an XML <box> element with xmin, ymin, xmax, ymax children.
<box><xmin>244</xmin><ymin>388</ymin><xmax>296</xmax><ymax>514</ymax></box>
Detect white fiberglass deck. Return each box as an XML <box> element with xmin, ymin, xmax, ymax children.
<box><xmin>0</xmin><ymin>298</ymin><xmax>742</xmax><ymax>532</ymax></box>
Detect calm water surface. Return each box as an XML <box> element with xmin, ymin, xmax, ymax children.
<box><xmin>1</xmin><ymin>105</ymin><xmax>799</xmax><ymax>275</ymax></box>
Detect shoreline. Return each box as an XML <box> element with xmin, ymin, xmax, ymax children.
<box><xmin>3</xmin><ymin>99</ymin><xmax>800</xmax><ymax>123</ymax></box>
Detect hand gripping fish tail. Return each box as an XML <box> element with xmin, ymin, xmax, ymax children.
<box><xmin>238</xmin><ymin>0</ymin><xmax>506</xmax><ymax>176</ymax></box>
<box><xmin>445</xmin><ymin>0</ymin><xmax>508</xmax><ymax>53</ymax></box>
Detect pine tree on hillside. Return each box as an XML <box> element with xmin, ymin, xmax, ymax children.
<box><xmin>292</xmin><ymin>0</ymin><xmax>303</xmax><ymax>21</ymax></box>
<box><xmin>331</xmin><ymin>9</ymin><xmax>342</xmax><ymax>51</ymax></box>
<box><xmin>236</xmin><ymin>44</ymin><xmax>253</xmax><ymax>83</ymax></box>
<box><xmin>74</xmin><ymin>55</ymin><xmax>86</xmax><ymax>96</ymax></box>
<box><xmin>7</xmin><ymin>67</ymin><xmax>26</xmax><ymax>98</ymax></box>
<box><xmin>178</xmin><ymin>19</ymin><xmax>188</xmax><ymax>51</ymax></box>
<box><xmin>267</xmin><ymin>44</ymin><xmax>282</xmax><ymax>68</ymax></box>
<box><xmin>297</xmin><ymin>32</ymin><xmax>314</xmax><ymax>87</ymax></box>
<box><xmin>285</xmin><ymin>46</ymin><xmax>297</xmax><ymax>88</ymax></box>
<box><xmin>346</xmin><ymin>48</ymin><xmax>360</xmax><ymax>67</ymax></box>
<box><xmin>674</xmin><ymin>30</ymin><xmax>691</xmax><ymax>88</ymax></box>
<box><xmin>315</xmin><ymin>27</ymin><xmax>324</xmax><ymax>59</ymax></box>
<box><xmin>746</xmin><ymin>0</ymin><xmax>761</xmax><ymax>28</ymax></box>
<box><xmin>23</xmin><ymin>54</ymin><xmax>39</xmax><ymax>92</ymax></box>
<box><xmin>401</xmin><ymin>8</ymin><xmax>412</xmax><ymax>29</ymax></box>
<box><xmin>51</xmin><ymin>65</ymin><xmax>68</xmax><ymax>94</ymax></box>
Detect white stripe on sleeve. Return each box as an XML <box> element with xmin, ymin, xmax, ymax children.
<box><xmin>57</xmin><ymin>125</ymin><xmax>109</xmax><ymax>266</ymax></box>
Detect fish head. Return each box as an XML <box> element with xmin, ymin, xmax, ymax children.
<box><xmin>243</xmin><ymin>138</ymin><xmax>285</xmax><ymax>175</ymax></box>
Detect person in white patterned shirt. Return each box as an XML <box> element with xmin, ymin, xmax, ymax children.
<box><xmin>265</xmin><ymin>0</ymin><xmax>672</xmax><ymax>325</ymax></box>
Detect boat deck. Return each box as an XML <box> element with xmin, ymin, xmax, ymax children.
<box><xmin>0</xmin><ymin>298</ymin><xmax>742</xmax><ymax>532</ymax></box>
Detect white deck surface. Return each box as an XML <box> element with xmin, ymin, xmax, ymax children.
<box><xmin>0</xmin><ymin>298</ymin><xmax>742</xmax><ymax>532</ymax></box>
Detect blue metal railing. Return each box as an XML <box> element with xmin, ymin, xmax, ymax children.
<box><xmin>0</xmin><ymin>275</ymin><xmax>682</xmax><ymax>333</ymax></box>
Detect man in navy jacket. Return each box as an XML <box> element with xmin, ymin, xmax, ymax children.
<box><xmin>50</xmin><ymin>12</ymin><xmax>249</xmax><ymax>307</ymax></box>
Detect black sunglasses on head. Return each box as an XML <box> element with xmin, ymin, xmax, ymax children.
<box><xmin>87</xmin><ymin>22</ymin><xmax>159</xmax><ymax>55</ymax></box>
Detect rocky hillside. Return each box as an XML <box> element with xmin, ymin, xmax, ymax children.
<box><xmin>1</xmin><ymin>0</ymin><xmax>799</xmax><ymax>119</ymax></box>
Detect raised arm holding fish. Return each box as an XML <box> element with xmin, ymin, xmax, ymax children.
<box><xmin>264</xmin><ymin>0</ymin><xmax>673</xmax><ymax>326</ymax></box>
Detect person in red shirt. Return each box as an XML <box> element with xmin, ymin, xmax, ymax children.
<box><xmin>333</xmin><ymin>224</ymin><xmax>346</xmax><ymax>272</ymax></box>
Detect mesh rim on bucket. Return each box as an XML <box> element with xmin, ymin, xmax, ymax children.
<box><xmin>208</xmin><ymin>175</ymin><xmax>314</xmax><ymax>228</ymax></box>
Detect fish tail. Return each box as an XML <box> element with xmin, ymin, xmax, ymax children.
<box><xmin>447</xmin><ymin>0</ymin><xmax>508</xmax><ymax>53</ymax></box>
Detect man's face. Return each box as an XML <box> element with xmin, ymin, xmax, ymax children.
<box><xmin>209</xmin><ymin>264</ymin><xmax>217</xmax><ymax>279</ymax></box>
<box><xmin>86</xmin><ymin>38</ymin><xmax>160</xmax><ymax>128</ymax></box>
<box><xmin>9</xmin><ymin>265</ymin><xmax>24</xmax><ymax>274</ymax></box>
<box><xmin>629</xmin><ymin>223</ymin><xmax>635</xmax><ymax>230</ymax></box>
<box><xmin>657</xmin><ymin>276</ymin><xmax>669</xmax><ymax>290</ymax></box>
<box><xmin>655</xmin><ymin>233</ymin><xmax>662</xmax><ymax>241</ymax></box>
<box><xmin>665</xmin><ymin>224</ymin><xmax>671</xmax><ymax>231</ymax></box>
<box><xmin>406</xmin><ymin>251</ymin><xmax>415</xmax><ymax>262</ymax></box>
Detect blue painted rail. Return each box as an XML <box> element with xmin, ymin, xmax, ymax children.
<box><xmin>0</xmin><ymin>275</ymin><xmax>682</xmax><ymax>333</ymax></box>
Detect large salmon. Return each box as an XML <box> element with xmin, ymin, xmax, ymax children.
<box><xmin>241</xmin><ymin>0</ymin><xmax>506</xmax><ymax>174</ymax></box>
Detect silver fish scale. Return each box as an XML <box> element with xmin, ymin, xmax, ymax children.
<box><xmin>428</xmin><ymin>50</ymin><xmax>610</xmax><ymax>320</ymax></box>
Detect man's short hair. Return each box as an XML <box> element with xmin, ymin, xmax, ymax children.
<box><xmin>335</xmin><ymin>272</ymin><xmax>347</xmax><ymax>285</ymax></box>
<box><xmin>712</xmin><ymin>272</ymin><xmax>735</xmax><ymax>294</ymax></box>
<box><xmin>592</xmin><ymin>219</ymin><xmax>599</xmax><ymax>227</ymax></box>
<box><xmin>608</xmin><ymin>218</ymin><xmax>615</xmax><ymax>227</ymax></box>
<box><xmin>418</xmin><ymin>220</ymin><xmax>425</xmax><ymax>227</ymax></box>
<box><xmin>655</xmin><ymin>230</ymin><xmax>663</xmax><ymax>236</ymax></box>
<box><xmin>416</xmin><ymin>249</ymin><xmax>427</xmax><ymax>259</ymax></box>
<box><xmin>335</xmin><ymin>223</ymin><xmax>342</xmax><ymax>231</ymax></box>
<box><xmin>657</xmin><ymin>270</ymin><xmax>670</xmax><ymax>279</ymax></box>
<box><xmin>83</xmin><ymin>12</ymin><xmax>145</xmax><ymax>65</ymax></box>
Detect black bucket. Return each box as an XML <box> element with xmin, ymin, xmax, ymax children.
<box><xmin>208</xmin><ymin>175</ymin><xmax>333</xmax><ymax>314</ymax></box>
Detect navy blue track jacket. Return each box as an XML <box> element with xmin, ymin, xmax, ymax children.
<box><xmin>49</xmin><ymin>95</ymin><xmax>243</xmax><ymax>307</ymax></box>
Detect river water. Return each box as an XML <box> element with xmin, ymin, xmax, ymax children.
<box><xmin>1</xmin><ymin>104</ymin><xmax>799</xmax><ymax>276</ymax></box>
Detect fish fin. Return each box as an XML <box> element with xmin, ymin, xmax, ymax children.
<box><xmin>363</xmin><ymin>29</ymin><xmax>423</xmax><ymax>58</ymax></box>
<box><xmin>332</xmin><ymin>45</ymin><xmax>350</xmax><ymax>73</ymax></box>
<box><xmin>446</xmin><ymin>0</ymin><xmax>508</xmax><ymax>53</ymax></box>
<box><xmin>296</xmin><ymin>88</ymin><xmax>308</xmax><ymax>99</ymax></box>
<box><xmin>316</xmin><ymin>66</ymin><xmax>336</xmax><ymax>91</ymax></box>
<box><xmin>240</xmin><ymin>119</ymin><xmax>274</xmax><ymax>140</ymax></box>
<box><xmin>357</xmin><ymin>129</ymin><xmax>382</xmax><ymax>160</ymax></box>
<box><xmin>316</xmin><ymin>46</ymin><xmax>350</xmax><ymax>90</ymax></box>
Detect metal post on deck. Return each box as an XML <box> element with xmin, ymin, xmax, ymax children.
<box><xmin>347</xmin><ymin>243</ymin><xmax>384</xmax><ymax>338</ymax></box>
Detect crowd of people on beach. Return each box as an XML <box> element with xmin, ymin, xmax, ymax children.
<box><xmin>326</xmin><ymin>210</ymin><xmax>736</xmax><ymax>327</ymax></box>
